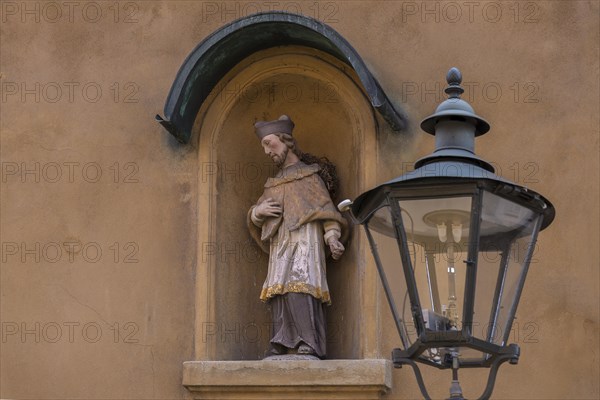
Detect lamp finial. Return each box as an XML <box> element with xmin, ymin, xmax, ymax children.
<box><xmin>445</xmin><ymin>67</ymin><xmax>464</xmax><ymax>99</ymax></box>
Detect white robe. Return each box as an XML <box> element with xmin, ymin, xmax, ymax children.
<box><xmin>260</xmin><ymin>219</ymin><xmax>331</xmax><ymax>303</ymax></box>
<box><xmin>248</xmin><ymin>162</ymin><xmax>344</xmax><ymax>304</ymax></box>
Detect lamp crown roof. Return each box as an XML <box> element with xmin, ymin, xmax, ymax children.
<box><xmin>420</xmin><ymin>67</ymin><xmax>490</xmax><ymax>136</ymax></box>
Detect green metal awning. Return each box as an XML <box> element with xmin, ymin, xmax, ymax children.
<box><xmin>157</xmin><ymin>11</ymin><xmax>406</xmax><ymax>143</ymax></box>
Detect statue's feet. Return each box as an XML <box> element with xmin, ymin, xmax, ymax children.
<box><xmin>263</xmin><ymin>342</ymin><xmax>320</xmax><ymax>360</ymax></box>
<box><xmin>297</xmin><ymin>343</ymin><xmax>316</xmax><ymax>356</ymax></box>
<box><xmin>264</xmin><ymin>343</ymin><xmax>286</xmax><ymax>358</ymax></box>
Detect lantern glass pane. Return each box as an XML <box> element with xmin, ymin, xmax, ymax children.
<box><xmin>473</xmin><ymin>191</ymin><xmax>542</xmax><ymax>348</ymax></box>
<box><xmin>480</xmin><ymin>190</ymin><xmax>537</xmax><ymax>236</ymax></box>
<box><xmin>392</xmin><ymin>196</ymin><xmax>472</xmax><ymax>364</ymax></box>
<box><xmin>366</xmin><ymin>205</ymin><xmax>411</xmax><ymax>349</ymax></box>
<box><xmin>397</xmin><ymin>196</ymin><xmax>472</xmax><ymax>335</ymax></box>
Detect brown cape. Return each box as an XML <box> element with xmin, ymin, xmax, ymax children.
<box><xmin>247</xmin><ymin>162</ymin><xmax>347</xmax><ymax>254</ymax></box>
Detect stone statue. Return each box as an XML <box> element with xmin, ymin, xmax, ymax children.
<box><xmin>247</xmin><ymin>115</ymin><xmax>347</xmax><ymax>359</ymax></box>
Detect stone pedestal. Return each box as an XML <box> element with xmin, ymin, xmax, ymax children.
<box><xmin>183</xmin><ymin>359</ymin><xmax>392</xmax><ymax>399</ymax></box>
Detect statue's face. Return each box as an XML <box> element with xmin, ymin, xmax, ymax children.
<box><xmin>261</xmin><ymin>134</ymin><xmax>288</xmax><ymax>167</ymax></box>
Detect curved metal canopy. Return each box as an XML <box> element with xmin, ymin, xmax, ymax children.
<box><xmin>156</xmin><ymin>11</ymin><xmax>406</xmax><ymax>143</ymax></box>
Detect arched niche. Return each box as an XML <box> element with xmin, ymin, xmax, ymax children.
<box><xmin>193</xmin><ymin>46</ymin><xmax>382</xmax><ymax>360</ymax></box>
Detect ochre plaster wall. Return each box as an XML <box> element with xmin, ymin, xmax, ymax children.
<box><xmin>1</xmin><ymin>1</ymin><xmax>598</xmax><ymax>399</ymax></box>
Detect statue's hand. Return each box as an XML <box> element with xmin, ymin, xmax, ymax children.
<box><xmin>328</xmin><ymin>238</ymin><xmax>345</xmax><ymax>260</ymax></box>
<box><xmin>254</xmin><ymin>198</ymin><xmax>282</xmax><ymax>219</ymax></box>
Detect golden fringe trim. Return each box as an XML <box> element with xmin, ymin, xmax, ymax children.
<box><xmin>260</xmin><ymin>282</ymin><xmax>331</xmax><ymax>305</ymax></box>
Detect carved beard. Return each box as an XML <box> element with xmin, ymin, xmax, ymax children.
<box><xmin>272</xmin><ymin>146</ymin><xmax>289</xmax><ymax>168</ymax></box>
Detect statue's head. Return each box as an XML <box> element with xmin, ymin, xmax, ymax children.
<box><xmin>254</xmin><ymin>115</ymin><xmax>294</xmax><ymax>139</ymax></box>
<box><xmin>254</xmin><ymin>115</ymin><xmax>300</xmax><ymax>166</ymax></box>
<box><xmin>254</xmin><ymin>115</ymin><xmax>338</xmax><ymax>198</ymax></box>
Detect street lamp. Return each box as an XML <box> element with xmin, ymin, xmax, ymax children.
<box><xmin>339</xmin><ymin>68</ymin><xmax>555</xmax><ymax>399</ymax></box>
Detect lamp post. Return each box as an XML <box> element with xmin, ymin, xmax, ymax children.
<box><xmin>339</xmin><ymin>68</ymin><xmax>555</xmax><ymax>399</ymax></box>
